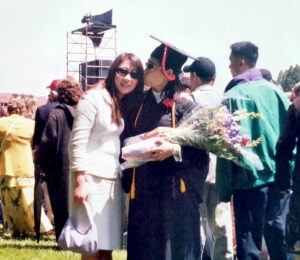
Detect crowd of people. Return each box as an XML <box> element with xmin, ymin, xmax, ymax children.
<box><xmin>0</xmin><ymin>95</ymin><xmax>53</xmax><ymax>238</ymax></box>
<box><xmin>0</xmin><ymin>38</ymin><xmax>299</xmax><ymax>260</ymax></box>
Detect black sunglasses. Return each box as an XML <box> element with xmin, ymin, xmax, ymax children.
<box><xmin>145</xmin><ymin>62</ymin><xmax>160</xmax><ymax>70</ymax></box>
<box><xmin>116</xmin><ymin>68</ymin><xmax>139</xmax><ymax>79</ymax></box>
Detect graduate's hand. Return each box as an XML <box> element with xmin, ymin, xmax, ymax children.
<box><xmin>150</xmin><ymin>138</ymin><xmax>176</xmax><ymax>161</ymax></box>
<box><xmin>74</xmin><ymin>171</ymin><xmax>88</xmax><ymax>204</ymax></box>
<box><xmin>142</xmin><ymin>127</ymin><xmax>173</xmax><ymax>139</ymax></box>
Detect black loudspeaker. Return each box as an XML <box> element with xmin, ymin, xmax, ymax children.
<box><xmin>79</xmin><ymin>59</ymin><xmax>112</xmax><ymax>88</ymax></box>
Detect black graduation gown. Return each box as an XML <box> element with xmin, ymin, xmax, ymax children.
<box><xmin>122</xmin><ymin>90</ymin><xmax>209</xmax><ymax>260</ymax></box>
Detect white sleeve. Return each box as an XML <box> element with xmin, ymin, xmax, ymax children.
<box><xmin>173</xmin><ymin>144</ymin><xmax>182</xmax><ymax>162</ymax></box>
<box><xmin>69</xmin><ymin>94</ymin><xmax>97</xmax><ymax>172</ymax></box>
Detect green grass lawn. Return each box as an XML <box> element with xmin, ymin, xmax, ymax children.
<box><xmin>0</xmin><ymin>236</ymin><xmax>127</xmax><ymax>260</ymax></box>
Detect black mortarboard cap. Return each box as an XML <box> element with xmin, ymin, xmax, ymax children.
<box><xmin>150</xmin><ymin>35</ymin><xmax>196</xmax><ymax>81</ymax></box>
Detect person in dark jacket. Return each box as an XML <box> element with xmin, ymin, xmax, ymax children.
<box><xmin>32</xmin><ymin>79</ymin><xmax>61</xmax><ymax>150</ymax></box>
<box><xmin>122</xmin><ymin>37</ymin><xmax>209</xmax><ymax>260</ymax></box>
<box><xmin>35</xmin><ymin>77</ymin><xmax>82</xmax><ymax>240</ymax></box>
<box><xmin>32</xmin><ymin>79</ymin><xmax>61</xmax><ymax>239</ymax></box>
<box><xmin>275</xmin><ymin>81</ymin><xmax>300</xmax><ymax>256</ymax></box>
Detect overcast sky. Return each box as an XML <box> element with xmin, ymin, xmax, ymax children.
<box><xmin>1</xmin><ymin>0</ymin><xmax>299</xmax><ymax>96</ymax></box>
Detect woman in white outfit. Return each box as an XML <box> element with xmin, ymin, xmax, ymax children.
<box><xmin>68</xmin><ymin>53</ymin><xmax>144</xmax><ymax>260</ymax></box>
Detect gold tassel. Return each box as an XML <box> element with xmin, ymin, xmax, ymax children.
<box><xmin>130</xmin><ymin>168</ymin><xmax>136</xmax><ymax>199</ymax></box>
<box><xmin>180</xmin><ymin>178</ymin><xmax>186</xmax><ymax>193</ymax></box>
<box><xmin>130</xmin><ymin>102</ymin><xmax>144</xmax><ymax>200</ymax></box>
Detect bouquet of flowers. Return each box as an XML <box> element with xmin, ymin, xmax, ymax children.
<box><xmin>121</xmin><ymin>105</ymin><xmax>263</xmax><ymax>170</ymax></box>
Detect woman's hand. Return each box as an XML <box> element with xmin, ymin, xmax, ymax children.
<box><xmin>150</xmin><ymin>138</ymin><xmax>178</xmax><ymax>161</ymax></box>
<box><xmin>74</xmin><ymin>171</ymin><xmax>88</xmax><ymax>204</ymax></box>
<box><xmin>142</xmin><ymin>127</ymin><xmax>173</xmax><ymax>139</ymax></box>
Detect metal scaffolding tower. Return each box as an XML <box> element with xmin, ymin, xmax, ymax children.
<box><xmin>66</xmin><ymin>10</ymin><xmax>116</xmax><ymax>90</ymax></box>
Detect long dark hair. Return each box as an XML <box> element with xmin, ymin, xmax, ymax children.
<box><xmin>163</xmin><ymin>73</ymin><xmax>184</xmax><ymax>99</ymax></box>
<box><xmin>105</xmin><ymin>53</ymin><xmax>144</xmax><ymax>126</ymax></box>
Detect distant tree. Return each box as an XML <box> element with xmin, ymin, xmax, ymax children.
<box><xmin>277</xmin><ymin>65</ymin><xmax>300</xmax><ymax>92</ymax></box>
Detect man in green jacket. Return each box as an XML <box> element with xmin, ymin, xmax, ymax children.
<box><xmin>216</xmin><ymin>41</ymin><xmax>290</xmax><ymax>259</ymax></box>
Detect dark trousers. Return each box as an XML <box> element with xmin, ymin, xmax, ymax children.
<box><xmin>264</xmin><ymin>186</ymin><xmax>290</xmax><ymax>260</ymax></box>
<box><xmin>233</xmin><ymin>185</ymin><xmax>269</xmax><ymax>260</ymax></box>
<box><xmin>46</xmin><ymin>178</ymin><xmax>69</xmax><ymax>241</ymax></box>
<box><xmin>286</xmin><ymin>189</ymin><xmax>300</xmax><ymax>256</ymax></box>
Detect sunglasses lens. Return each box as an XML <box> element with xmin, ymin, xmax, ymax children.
<box><xmin>146</xmin><ymin>63</ymin><xmax>155</xmax><ymax>70</ymax></box>
<box><xmin>116</xmin><ymin>68</ymin><xmax>128</xmax><ymax>77</ymax></box>
<box><xmin>130</xmin><ymin>72</ymin><xmax>139</xmax><ymax>79</ymax></box>
<box><xmin>116</xmin><ymin>68</ymin><xmax>139</xmax><ymax>79</ymax></box>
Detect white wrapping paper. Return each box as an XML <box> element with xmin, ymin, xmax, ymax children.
<box><xmin>121</xmin><ymin>136</ymin><xmax>162</xmax><ymax>170</ymax></box>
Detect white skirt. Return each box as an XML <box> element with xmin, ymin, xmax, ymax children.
<box><xmin>69</xmin><ymin>174</ymin><xmax>124</xmax><ymax>250</ymax></box>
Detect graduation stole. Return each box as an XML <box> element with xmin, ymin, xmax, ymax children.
<box><xmin>130</xmin><ymin>98</ymin><xmax>186</xmax><ymax>200</ymax></box>
<box><xmin>171</xmin><ymin>103</ymin><xmax>186</xmax><ymax>196</ymax></box>
<box><xmin>129</xmin><ymin>103</ymin><xmax>143</xmax><ymax>199</ymax></box>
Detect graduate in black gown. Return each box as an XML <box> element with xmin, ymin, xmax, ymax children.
<box><xmin>122</xmin><ymin>37</ymin><xmax>209</xmax><ymax>260</ymax></box>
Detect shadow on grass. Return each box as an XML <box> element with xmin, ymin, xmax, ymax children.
<box><xmin>0</xmin><ymin>243</ymin><xmax>60</xmax><ymax>251</ymax></box>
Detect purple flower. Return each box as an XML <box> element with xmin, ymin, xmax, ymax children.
<box><xmin>223</xmin><ymin>117</ymin><xmax>235</xmax><ymax>127</ymax></box>
<box><xmin>228</xmin><ymin>128</ymin><xmax>240</xmax><ymax>138</ymax></box>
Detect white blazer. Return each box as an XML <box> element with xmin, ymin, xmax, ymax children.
<box><xmin>69</xmin><ymin>87</ymin><xmax>124</xmax><ymax>179</ymax></box>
